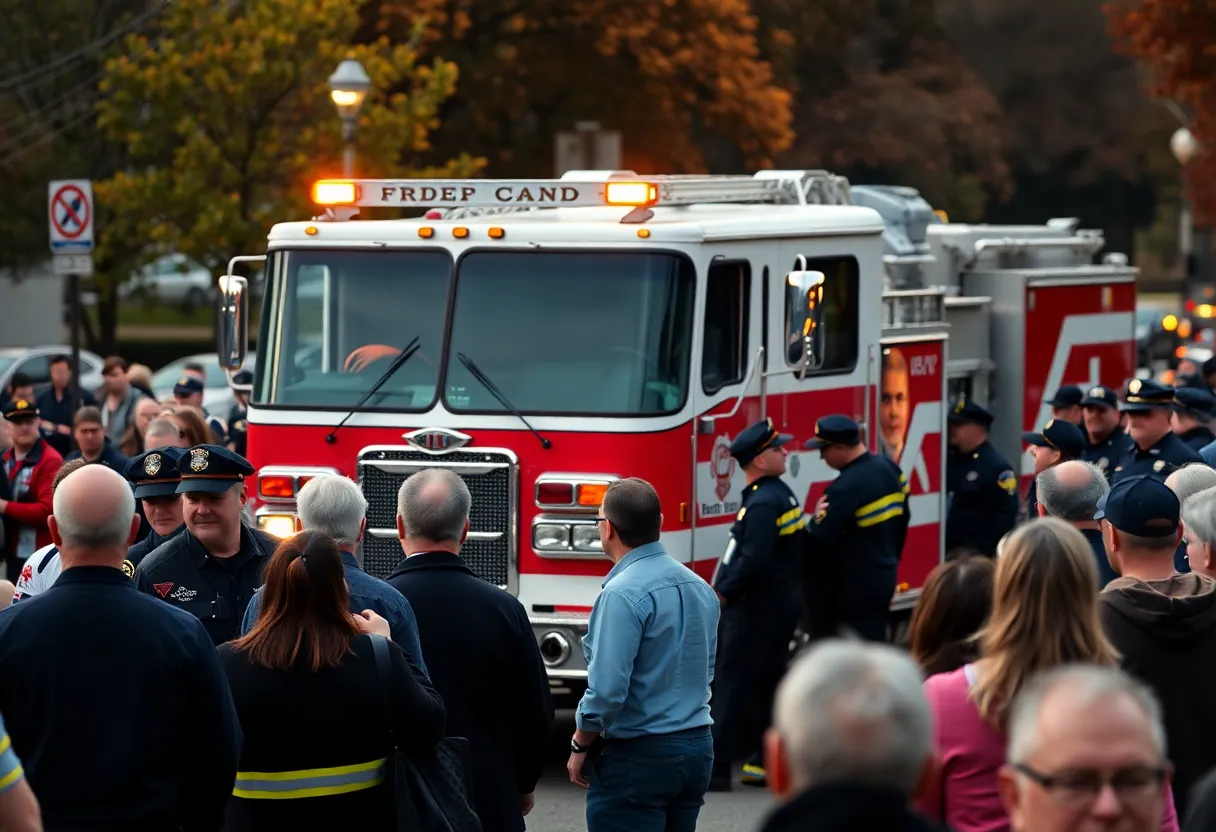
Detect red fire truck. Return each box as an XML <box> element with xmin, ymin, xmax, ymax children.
<box><xmin>216</xmin><ymin>170</ymin><xmax>1135</xmax><ymax>700</ymax></box>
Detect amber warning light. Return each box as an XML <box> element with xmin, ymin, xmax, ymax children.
<box><xmin>309</xmin><ymin>178</ymin><xmax>661</xmax><ymax>209</ymax></box>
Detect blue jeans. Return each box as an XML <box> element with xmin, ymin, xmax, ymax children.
<box><xmin>586</xmin><ymin>727</ymin><xmax>714</xmax><ymax>832</ymax></box>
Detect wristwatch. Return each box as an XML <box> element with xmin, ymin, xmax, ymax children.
<box><xmin>571</xmin><ymin>737</ymin><xmax>591</xmax><ymax>754</ymax></box>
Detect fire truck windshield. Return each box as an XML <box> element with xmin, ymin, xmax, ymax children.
<box><xmin>256</xmin><ymin>248</ymin><xmax>696</xmax><ymax>416</ymax></box>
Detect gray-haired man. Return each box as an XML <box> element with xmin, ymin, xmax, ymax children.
<box><xmin>1035</xmin><ymin>459</ymin><xmax>1116</xmax><ymax>586</ymax></box>
<box><xmin>760</xmin><ymin>639</ymin><xmax>946</xmax><ymax>831</ymax></box>
<box><xmin>239</xmin><ymin>475</ymin><xmax>427</xmax><ymax>675</ymax></box>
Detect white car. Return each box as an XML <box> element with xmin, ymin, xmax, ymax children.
<box><xmin>120</xmin><ymin>253</ymin><xmax>216</xmax><ymax>313</ymax></box>
<box><xmin>0</xmin><ymin>346</ymin><xmax>105</xmax><ymax>397</ymax></box>
<box><xmin>152</xmin><ymin>352</ymin><xmax>256</xmax><ymax>418</ymax></box>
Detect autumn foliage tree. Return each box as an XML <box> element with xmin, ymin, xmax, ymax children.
<box><xmin>1108</xmin><ymin>0</ymin><xmax>1216</xmax><ymax>221</ymax></box>
<box><xmin>97</xmin><ymin>0</ymin><xmax>480</xmax><ymax>276</ymax></box>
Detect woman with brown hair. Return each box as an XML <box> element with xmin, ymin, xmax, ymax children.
<box><xmin>160</xmin><ymin>404</ymin><xmax>210</xmax><ymax>447</ymax></box>
<box><xmin>119</xmin><ymin>397</ymin><xmax>164</xmax><ymax>457</ymax></box>
<box><xmin>908</xmin><ymin>555</ymin><xmax>995</xmax><ymax>677</ymax></box>
<box><xmin>218</xmin><ymin>530</ymin><xmax>445</xmax><ymax>830</ymax></box>
<box><xmin>916</xmin><ymin>518</ymin><xmax>1179</xmax><ymax>831</ymax></box>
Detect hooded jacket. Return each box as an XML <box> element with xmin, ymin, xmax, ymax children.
<box><xmin>1102</xmin><ymin>573</ymin><xmax>1216</xmax><ymax>815</ymax></box>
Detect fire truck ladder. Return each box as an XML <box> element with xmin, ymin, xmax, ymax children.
<box><xmin>434</xmin><ymin>169</ymin><xmax>854</xmax><ymax>220</ymax></box>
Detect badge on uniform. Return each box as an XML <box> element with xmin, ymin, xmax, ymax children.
<box><xmin>144</xmin><ymin>453</ymin><xmax>162</xmax><ymax>477</ymax></box>
<box><xmin>121</xmin><ymin>560</ymin><xmax>135</xmax><ymax>578</ymax></box>
<box><xmin>997</xmin><ymin>469</ymin><xmax>1018</xmax><ymax>495</ymax></box>
<box><xmin>736</xmin><ymin>508</ymin><xmax>747</xmax><ymax>521</ymax></box>
<box><xmin>189</xmin><ymin>448</ymin><xmax>209</xmax><ymax>473</ymax></box>
<box><xmin>1129</xmin><ymin>379</ymin><xmax>1142</xmax><ymax>395</ymax></box>
<box><xmin>1153</xmin><ymin>459</ymin><xmax>1166</xmax><ymax>472</ymax></box>
<box><xmin>967</xmin><ymin>471</ymin><xmax>978</xmax><ymax>482</ymax></box>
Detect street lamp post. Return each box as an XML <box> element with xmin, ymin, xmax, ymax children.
<box><xmin>1172</xmin><ymin>127</ymin><xmax>1204</xmax><ymax>298</ymax></box>
<box><xmin>328</xmin><ymin>58</ymin><xmax>372</xmax><ymax>178</ymax></box>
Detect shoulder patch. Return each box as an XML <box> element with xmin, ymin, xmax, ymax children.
<box><xmin>121</xmin><ymin>560</ymin><xmax>135</xmax><ymax>578</ymax></box>
<box><xmin>737</xmin><ymin>507</ymin><xmax>747</xmax><ymax>521</ymax></box>
<box><xmin>997</xmin><ymin>469</ymin><xmax>1018</xmax><ymax>494</ymax></box>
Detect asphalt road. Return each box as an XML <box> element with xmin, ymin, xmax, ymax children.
<box><xmin>528</xmin><ymin>711</ymin><xmax>776</xmax><ymax>832</ymax></box>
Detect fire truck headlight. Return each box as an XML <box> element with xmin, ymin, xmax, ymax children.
<box><xmin>533</xmin><ymin>524</ymin><xmax>571</xmax><ymax>550</ymax></box>
<box><xmin>258</xmin><ymin>513</ymin><xmax>298</xmax><ymax>540</ymax></box>
<box><xmin>571</xmin><ymin>524</ymin><xmax>603</xmax><ymax>552</ymax></box>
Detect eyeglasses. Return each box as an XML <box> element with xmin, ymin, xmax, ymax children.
<box><xmin>1013</xmin><ymin>762</ymin><xmax>1170</xmax><ymax>808</ymax></box>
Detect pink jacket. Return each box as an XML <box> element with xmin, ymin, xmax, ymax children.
<box><xmin>917</xmin><ymin>666</ymin><xmax>1178</xmax><ymax>832</ymax></box>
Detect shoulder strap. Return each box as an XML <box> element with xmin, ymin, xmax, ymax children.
<box><xmin>370</xmin><ymin>635</ymin><xmax>396</xmax><ymax>748</ymax></box>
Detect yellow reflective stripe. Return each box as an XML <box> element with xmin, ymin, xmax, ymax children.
<box><xmin>857</xmin><ymin>506</ymin><xmax>904</xmax><ymax>528</ymax></box>
<box><xmin>0</xmin><ymin>735</ymin><xmax>10</xmax><ymax>755</ymax></box>
<box><xmin>776</xmin><ymin>507</ymin><xmax>802</xmax><ymax>527</ymax></box>
<box><xmin>854</xmin><ymin>492</ymin><xmax>903</xmax><ymax>518</ymax></box>
<box><xmin>233</xmin><ymin>758</ymin><xmax>386</xmax><ymax>800</ymax></box>
<box><xmin>777</xmin><ymin>516</ymin><xmax>808</xmax><ymax>536</ymax></box>
<box><xmin>899</xmin><ymin>473</ymin><xmax>910</xmax><ymax>495</ymax></box>
<box><xmin>0</xmin><ymin>765</ymin><xmax>22</xmax><ymax>791</ymax></box>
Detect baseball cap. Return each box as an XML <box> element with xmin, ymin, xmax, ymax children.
<box><xmin>1094</xmin><ymin>475</ymin><xmax>1180</xmax><ymax>538</ymax></box>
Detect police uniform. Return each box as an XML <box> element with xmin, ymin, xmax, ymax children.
<box><xmin>124</xmin><ymin>447</ymin><xmax>188</xmax><ymax>573</ymax></box>
<box><xmin>803</xmin><ymin>415</ymin><xmax>909</xmax><ymax>643</ymax></box>
<box><xmin>1045</xmin><ymin>384</ymin><xmax>1085</xmax><ymax>424</ymax></box>
<box><xmin>226</xmin><ymin>370</ymin><xmax>252</xmax><ymax>457</ymax></box>
<box><xmin>710</xmin><ymin>419</ymin><xmax>803</xmax><ymax>791</ymax></box>
<box><xmin>174</xmin><ymin>376</ymin><xmax>227</xmax><ymax>444</ymax></box>
<box><xmin>945</xmin><ymin>398</ymin><xmax>1019</xmax><ymax>557</ymax></box>
<box><xmin>1022</xmin><ymin>418</ymin><xmax>1086</xmax><ymax>518</ymax></box>
<box><xmin>1112</xmin><ymin>379</ymin><xmax>1203</xmax><ymax>483</ymax></box>
<box><xmin>1173</xmin><ymin>387</ymin><xmax>1216</xmax><ymax>452</ymax></box>
<box><xmin>1080</xmin><ymin>386</ymin><xmax>1133</xmax><ymax>481</ymax></box>
<box><xmin>133</xmin><ymin>445</ymin><xmax>274</xmax><ymax>645</ymax></box>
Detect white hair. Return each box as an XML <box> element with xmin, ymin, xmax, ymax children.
<box><xmin>1007</xmin><ymin>664</ymin><xmax>1166</xmax><ymax>764</ymax></box>
<box><xmin>1182</xmin><ymin>484</ymin><xmax>1216</xmax><ymax>547</ymax></box>
<box><xmin>774</xmin><ymin>639</ymin><xmax>932</xmax><ymax>795</ymax></box>
<box><xmin>397</xmin><ymin>469</ymin><xmax>471</xmax><ymax>543</ymax></box>
<box><xmin>297</xmin><ymin>475</ymin><xmax>367</xmax><ymax>547</ymax></box>
<box><xmin>1167</xmin><ymin>463</ymin><xmax>1216</xmax><ymax>506</ymax></box>
<box><xmin>52</xmin><ymin>466</ymin><xmax>136</xmax><ymax>548</ymax></box>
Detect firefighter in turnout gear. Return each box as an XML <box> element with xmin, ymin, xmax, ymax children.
<box><xmin>709</xmin><ymin>419</ymin><xmax>804</xmax><ymax>793</ymax></box>
<box><xmin>945</xmin><ymin>397</ymin><xmax>1019</xmax><ymax>557</ymax></box>
<box><xmin>1113</xmin><ymin>379</ymin><xmax>1202</xmax><ymax>483</ymax></box>
<box><xmin>1081</xmin><ymin>385</ymin><xmax>1132</xmax><ymax>481</ymax></box>
<box><xmin>802</xmin><ymin>415</ymin><xmax>909</xmax><ymax>643</ymax></box>
<box><xmin>132</xmin><ymin>445</ymin><xmax>273</xmax><ymax>644</ymax></box>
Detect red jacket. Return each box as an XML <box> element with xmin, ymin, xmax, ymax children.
<box><xmin>3</xmin><ymin>438</ymin><xmax>63</xmax><ymax>558</ymax></box>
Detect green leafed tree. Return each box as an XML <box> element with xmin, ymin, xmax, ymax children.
<box><xmin>96</xmin><ymin>0</ymin><xmax>481</xmax><ymax>279</ymax></box>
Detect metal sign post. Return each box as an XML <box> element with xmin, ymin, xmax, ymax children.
<box><xmin>49</xmin><ymin>179</ymin><xmax>95</xmax><ymax>429</ymax></box>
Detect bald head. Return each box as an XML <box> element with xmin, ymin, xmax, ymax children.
<box><xmin>396</xmin><ymin>468</ymin><xmax>471</xmax><ymax>552</ymax></box>
<box><xmin>50</xmin><ymin>464</ymin><xmax>139</xmax><ymax>566</ymax></box>
<box><xmin>1036</xmin><ymin>460</ymin><xmax>1109</xmax><ymax>523</ymax></box>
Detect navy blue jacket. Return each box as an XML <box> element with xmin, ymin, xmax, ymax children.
<box><xmin>714</xmin><ymin>475</ymin><xmax>805</xmax><ymax>604</ymax></box>
<box><xmin>1082</xmin><ymin>426</ymin><xmax>1134</xmax><ymax>482</ymax></box>
<box><xmin>0</xmin><ymin>566</ymin><xmax>241</xmax><ymax>830</ymax></box>
<box><xmin>128</xmin><ymin>523</ymin><xmax>185</xmax><ymax>571</ymax></box>
<box><xmin>946</xmin><ymin>441</ymin><xmax>1019</xmax><ymax>556</ymax></box>
<box><xmin>1112</xmin><ymin>432</ymin><xmax>1203</xmax><ymax>483</ymax></box>
<box><xmin>65</xmin><ymin>437</ymin><xmax>130</xmax><ymax>474</ymax></box>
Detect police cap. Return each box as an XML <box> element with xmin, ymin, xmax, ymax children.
<box><xmin>173</xmin><ymin>376</ymin><xmax>205</xmax><ymax>397</ymax></box>
<box><xmin>947</xmin><ymin>396</ymin><xmax>994</xmax><ymax>427</ymax></box>
<box><xmin>1174</xmin><ymin>386</ymin><xmax>1216</xmax><ymax>419</ymax></box>
<box><xmin>803</xmin><ymin>414</ymin><xmax>862</xmax><ymax>450</ymax></box>
<box><xmin>1021</xmin><ymin>418</ymin><xmax>1086</xmax><ymax>460</ymax></box>
<box><xmin>1175</xmin><ymin>373</ymin><xmax>1206</xmax><ymax>390</ymax></box>
<box><xmin>1</xmin><ymin>398</ymin><xmax>38</xmax><ymax>422</ymax></box>
<box><xmin>1094</xmin><ymin>475</ymin><xmax>1180</xmax><ymax>538</ymax></box>
<box><xmin>125</xmin><ymin>447</ymin><xmax>187</xmax><ymax>498</ymax></box>
<box><xmin>1081</xmin><ymin>385</ymin><xmax>1119</xmax><ymax>410</ymax></box>
<box><xmin>230</xmin><ymin>369</ymin><xmax>253</xmax><ymax>393</ymax></box>
<box><xmin>1045</xmin><ymin>385</ymin><xmax>1084</xmax><ymax>408</ymax></box>
<box><xmin>729</xmin><ymin>418</ymin><xmax>793</xmax><ymax>467</ymax></box>
<box><xmin>1121</xmin><ymin>378</ymin><xmax>1175</xmax><ymax>412</ymax></box>
<box><xmin>175</xmin><ymin>444</ymin><xmax>255</xmax><ymax>494</ymax></box>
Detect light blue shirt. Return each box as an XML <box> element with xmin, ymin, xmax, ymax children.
<box><xmin>576</xmin><ymin>542</ymin><xmax>719</xmax><ymax>739</ymax></box>
<box><xmin>1200</xmin><ymin>438</ymin><xmax>1216</xmax><ymax>468</ymax></box>
<box><xmin>0</xmin><ymin>713</ymin><xmax>24</xmax><ymax>792</ymax></box>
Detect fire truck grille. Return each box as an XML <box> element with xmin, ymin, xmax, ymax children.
<box><xmin>356</xmin><ymin>448</ymin><xmax>516</xmax><ymax>587</ymax></box>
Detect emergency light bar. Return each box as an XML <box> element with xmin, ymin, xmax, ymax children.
<box><xmin>311</xmin><ymin>179</ymin><xmax>659</xmax><ymax>209</ymax></box>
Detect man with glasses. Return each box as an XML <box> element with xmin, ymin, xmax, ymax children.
<box><xmin>998</xmin><ymin>665</ymin><xmax>1173</xmax><ymax>832</ymax></box>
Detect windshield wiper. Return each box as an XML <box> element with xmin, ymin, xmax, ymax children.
<box><xmin>325</xmin><ymin>337</ymin><xmax>421</xmax><ymax>445</ymax></box>
<box><xmin>456</xmin><ymin>353</ymin><xmax>552</xmax><ymax>450</ymax></box>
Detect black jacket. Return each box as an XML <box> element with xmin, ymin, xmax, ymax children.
<box><xmin>759</xmin><ymin>784</ymin><xmax>951</xmax><ymax>832</ymax></box>
<box><xmin>387</xmin><ymin>552</ymin><xmax>554</xmax><ymax>832</ymax></box>
<box><xmin>65</xmin><ymin>437</ymin><xmax>129</xmax><ymax>473</ymax></box>
<box><xmin>0</xmin><ymin>566</ymin><xmax>241</xmax><ymax>831</ymax></box>
<box><xmin>1102</xmin><ymin>573</ymin><xmax>1216</xmax><ymax>814</ymax></box>
<box><xmin>133</xmin><ymin>524</ymin><xmax>275</xmax><ymax>644</ymax></box>
<box><xmin>714</xmin><ymin>475</ymin><xmax>805</xmax><ymax>605</ymax></box>
<box><xmin>127</xmin><ymin>523</ymin><xmax>185</xmax><ymax>570</ymax></box>
<box><xmin>946</xmin><ymin>440</ymin><xmax>1018</xmax><ymax>556</ymax></box>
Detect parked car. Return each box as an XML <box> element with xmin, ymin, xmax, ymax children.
<box><xmin>120</xmin><ymin>253</ymin><xmax>217</xmax><ymax>314</ymax></box>
<box><xmin>152</xmin><ymin>352</ymin><xmax>257</xmax><ymax>418</ymax></box>
<box><xmin>0</xmin><ymin>345</ymin><xmax>105</xmax><ymax>397</ymax></box>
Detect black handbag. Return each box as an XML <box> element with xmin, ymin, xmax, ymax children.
<box><xmin>370</xmin><ymin>635</ymin><xmax>483</xmax><ymax>832</ymax></box>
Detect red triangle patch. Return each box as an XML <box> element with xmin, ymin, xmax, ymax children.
<box><xmin>153</xmin><ymin>582</ymin><xmax>174</xmax><ymax>599</ymax></box>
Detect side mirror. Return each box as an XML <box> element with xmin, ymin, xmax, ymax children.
<box><xmin>216</xmin><ymin>274</ymin><xmax>249</xmax><ymax>371</ymax></box>
<box><xmin>785</xmin><ymin>257</ymin><xmax>827</xmax><ymax>379</ymax></box>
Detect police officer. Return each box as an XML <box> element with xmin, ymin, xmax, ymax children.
<box><xmin>226</xmin><ymin>369</ymin><xmax>252</xmax><ymax>457</ymax></box>
<box><xmin>133</xmin><ymin>444</ymin><xmax>274</xmax><ymax>644</ymax></box>
<box><xmin>1202</xmin><ymin>356</ymin><xmax>1216</xmax><ymax>392</ymax></box>
<box><xmin>124</xmin><ymin>447</ymin><xmax>188</xmax><ymax>572</ymax></box>
<box><xmin>802</xmin><ymin>415</ymin><xmax>908</xmax><ymax>643</ymax></box>
<box><xmin>1022</xmin><ymin>418</ymin><xmax>1086</xmax><ymax>518</ymax></box>
<box><xmin>945</xmin><ymin>397</ymin><xmax>1019</xmax><ymax>557</ymax></box>
<box><xmin>1045</xmin><ymin>384</ymin><xmax>1085</xmax><ymax>426</ymax></box>
<box><xmin>1172</xmin><ymin>387</ymin><xmax>1216</xmax><ymax>451</ymax></box>
<box><xmin>1113</xmin><ymin>379</ymin><xmax>1202</xmax><ymax>483</ymax></box>
<box><xmin>173</xmin><ymin>376</ymin><xmax>227</xmax><ymax>444</ymax></box>
<box><xmin>1080</xmin><ymin>385</ymin><xmax>1132</xmax><ymax>481</ymax></box>
<box><xmin>709</xmin><ymin>418</ymin><xmax>803</xmax><ymax>792</ymax></box>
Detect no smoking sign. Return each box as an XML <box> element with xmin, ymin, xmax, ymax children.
<box><xmin>48</xmin><ymin>179</ymin><xmax>94</xmax><ymax>253</ymax></box>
